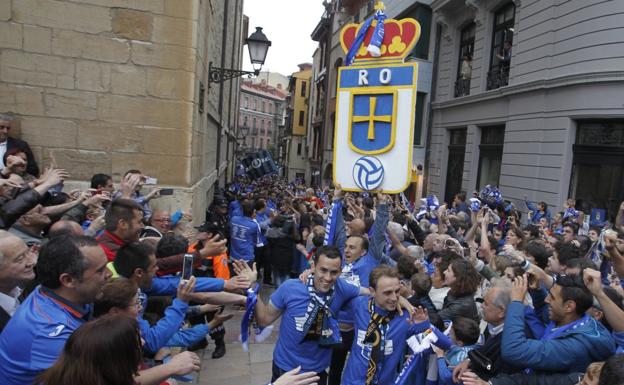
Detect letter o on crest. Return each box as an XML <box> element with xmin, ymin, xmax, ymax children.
<box><xmin>379</xmin><ymin>68</ymin><xmax>391</xmax><ymax>84</ymax></box>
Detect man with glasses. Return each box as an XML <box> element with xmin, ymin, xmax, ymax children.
<box><xmin>142</xmin><ymin>209</ymin><xmax>172</xmax><ymax>238</ymax></box>
<box><xmin>0</xmin><ymin>114</ymin><xmax>39</xmax><ymax>177</ymax></box>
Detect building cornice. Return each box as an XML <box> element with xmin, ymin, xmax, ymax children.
<box><xmin>432</xmin><ymin>71</ymin><xmax>624</xmax><ymax>110</ymax></box>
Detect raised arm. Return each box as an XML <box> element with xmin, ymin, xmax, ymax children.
<box><xmin>231</xmin><ymin>260</ymin><xmax>283</xmax><ymax>327</ymax></box>
<box><xmin>369</xmin><ymin>193</ymin><xmax>391</xmax><ymax>261</ymax></box>
<box><xmin>584</xmin><ymin>268</ymin><xmax>624</xmax><ymax>332</ymax></box>
<box><xmin>616</xmin><ymin>201</ymin><xmax>624</xmax><ymax>231</ymax></box>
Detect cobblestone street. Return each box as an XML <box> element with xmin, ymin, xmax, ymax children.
<box><xmin>197</xmin><ymin>289</ymin><xmax>278</xmax><ymax>385</ymax></box>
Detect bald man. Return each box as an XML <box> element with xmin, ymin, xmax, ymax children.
<box><xmin>0</xmin><ymin>231</ymin><xmax>36</xmax><ymax>331</ymax></box>
<box><xmin>48</xmin><ymin>220</ymin><xmax>84</xmax><ymax>238</ymax></box>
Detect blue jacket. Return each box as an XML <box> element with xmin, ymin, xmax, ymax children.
<box><xmin>145</xmin><ymin>275</ymin><xmax>225</xmax><ymax>296</ymax></box>
<box><xmin>138</xmin><ymin>297</ymin><xmax>189</xmax><ymax>354</ymax></box>
<box><xmin>501</xmin><ymin>301</ymin><xmax>615</xmax><ymax>373</ymax></box>
<box><xmin>138</xmin><ymin>276</ymin><xmax>223</xmax><ymax>354</ymax></box>
<box><xmin>0</xmin><ymin>287</ymin><xmax>90</xmax><ymax>385</ymax></box>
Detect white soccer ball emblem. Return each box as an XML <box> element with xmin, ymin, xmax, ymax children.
<box><xmin>352</xmin><ymin>156</ymin><xmax>384</xmax><ymax>191</ymax></box>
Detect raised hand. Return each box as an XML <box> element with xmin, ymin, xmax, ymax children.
<box><xmin>200</xmin><ymin>234</ymin><xmax>227</xmax><ymax>257</ymax></box>
<box><xmin>177</xmin><ymin>276</ymin><xmax>196</xmax><ymax>303</ymax></box>
<box><xmin>41</xmin><ymin>168</ymin><xmax>69</xmax><ymax>187</ymax></box>
<box><xmin>511</xmin><ymin>274</ymin><xmax>528</xmax><ymax>302</ymax></box>
<box><xmin>583</xmin><ymin>268</ymin><xmax>603</xmax><ymax>296</ymax></box>
<box><xmin>224</xmin><ymin>272</ymin><xmax>252</xmax><ymax>292</ymax></box>
<box><xmin>232</xmin><ymin>260</ymin><xmax>258</xmax><ymax>285</ymax></box>
<box><xmin>120</xmin><ymin>173</ymin><xmax>141</xmax><ymax>198</ymax></box>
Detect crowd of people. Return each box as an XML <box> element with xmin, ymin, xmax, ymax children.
<box><xmin>0</xmin><ymin>114</ymin><xmax>623</xmax><ymax>385</ymax></box>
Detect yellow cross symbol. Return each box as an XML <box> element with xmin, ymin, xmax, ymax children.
<box><xmin>374</xmin><ymin>1</ymin><xmax>385</xmax><ymax>12</ymax></box>
<box><xmin>353</xmin><ymin>96</ymin><xmax>392</xmax><ymax>140</ymax></box>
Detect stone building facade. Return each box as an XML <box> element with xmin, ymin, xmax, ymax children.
<box><xmin>427</xmin><ymin>0</ymin><xmax>624</xmax><ymax>221</ymax></box>
<box><xmin>0</xmin><ymin>0</ymin><xmax>246</xmax><ymax>221</ymax></box>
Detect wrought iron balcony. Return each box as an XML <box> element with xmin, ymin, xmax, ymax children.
<box><xmin>454</xmin><ymin>78</ymin><xmax>471</xmax><ymax>97</ymax></box>
<box><xmin>486</xmin><ymin>67</ymin><xmax>509</xmax><ymax>90</ymax></box>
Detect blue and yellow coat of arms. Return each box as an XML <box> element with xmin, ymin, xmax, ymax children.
<box><xmin>333</xmin><ymin>2</ymin><xmax>421</xmax><ymax>193</ymax></box>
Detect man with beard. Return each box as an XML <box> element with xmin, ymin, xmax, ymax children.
<box><xmin>97</xmin><ymin>198</ymin><xmax>145</xmax><ymax>261</ymax></box>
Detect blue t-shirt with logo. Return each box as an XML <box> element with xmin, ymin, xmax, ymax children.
<box><xmin>0</xmin><ymin>287</ymin><xmax>90</xmax><ymax>385</ymax></box>
<box><xmin>337</xmin><ymin>253</ymin><xmax>380</xmax><ymax>324</ymax></box>
<box><xmin>341</xmin><ymin>296</ymin><xmax>428</xmax><ymax>385</ymax></box>
<box><xmin>270</xmin><ymin>278</ymin><xmax>361</xmax><ymax>373</ymax></box>
<box><xmin>230</xmin><ymin>215</ymin><xmax>260</xmax><ymax>261</ymax></box>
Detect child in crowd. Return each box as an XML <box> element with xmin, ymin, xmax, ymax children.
<box><xmin>433</xmin><ymin>317</ymin><xmax>481</xmax><ymax>385</ymax></box>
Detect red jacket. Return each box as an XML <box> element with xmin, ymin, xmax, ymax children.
<box><xmin>97</xmin><ymin>230</ymin><xmax>126</xmax><ymax>261</ymax></box>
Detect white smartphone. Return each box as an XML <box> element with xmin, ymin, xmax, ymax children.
<box><xmin>144</xmin><ymin>177</ymin><xmax>158</xmax><ymax>185</ymax></box>
<box><xmin>181</xmin><ymin>253</ymin><xmax>194</xmax><ymax>281</ymax></box>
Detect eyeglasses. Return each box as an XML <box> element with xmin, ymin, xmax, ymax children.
<box><xmin>152</xmin><ymin>218</ymin><xmax>171</xmax><ymax>222</ymax></box>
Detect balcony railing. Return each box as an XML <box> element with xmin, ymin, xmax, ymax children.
<box><xmin>454</xmin><ymin>78</ymin><xmax>471</xmax><ymax>97</ymax></box>
<box><xmin>486</xmin><ymin>67</ymin><xmax>509</xmax><ymax>90</ymax></box>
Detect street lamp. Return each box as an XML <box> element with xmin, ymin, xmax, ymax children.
<box><xmin>209</xmin><ymin>27</ymin><xmax>272</xmax><ymax>85</ymax></box>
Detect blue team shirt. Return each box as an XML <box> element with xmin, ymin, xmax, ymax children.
<box><xmin>270</xmin><ymin>278</ymin><xmax>361</xmax><ymax>373</ymax></box>
<box><xmin>614</xmin><ymin>331</ymin><xmax>624</xmax><ymax>353</ymax></box>
<box><xmin>337</xmin><ymin>253</ymin><xmax>379</xmax><ymax>324</ymax></box>
<box><xmin>230</xmin><ymin>216</ymin><xmax>260</xmax><ymax>261</ymax></box>
<box><xmin>0</xmin><ymin>287</ymin><xmax>90</xmax><ymax>385</ymax></box>
<box><xmin>341</xmin><ymin>296</ymin><xmax>428</xmax><ymax>385</ymax></box>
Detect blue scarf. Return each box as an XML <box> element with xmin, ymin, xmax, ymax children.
<box><xmin>323</xmin><ymin>200</ymin><xmax>341</xmax><ymax>246</ymax></box>
<box><xmin>240</xmin><ymin>283</ymin><xmax>260</xmax><ymax>352</ymax></box>
<box><xmin>300</xmin><ymin>274</ymin><xmax>341</xmax><ymax>347</ymax></box>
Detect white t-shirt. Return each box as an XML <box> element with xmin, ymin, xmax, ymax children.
<box><xmin>0</xmin><ymin>287</ymin><xmax>22</xmax><ymax>316</ymax></box>
<box><xmin>0</xmin><ymin>141</ymin><xmax>7</xmax><ymax>169</ymax></box>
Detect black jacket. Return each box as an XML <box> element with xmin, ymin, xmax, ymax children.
<box><xmin>491</xmin><ymin>372</ymin><xmax>582</xmax><ymax>385</ymax></box>
<box><xmin>7</xmin><ymin>137</ymin><xmax>39</xmax><ymax>177</ymax></box>
<box><xmin>0</xmin><ymin>188</ymin><xmax>42</xmax><ymax>229</ymax></box>
<box><xmin>0</xmin><ymin>306</ymin><xmax>10</xmax><ymax>333</ymax></box>
<box><xmin>437</xmin><ymin>293</ymin><xmax>480</xmax><ymax>323</ymax></box>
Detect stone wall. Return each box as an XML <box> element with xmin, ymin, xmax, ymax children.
<box><xmin>0</xmin><ymin>0</ymin><xmax>244</xmax><ymax>221</ymax></box>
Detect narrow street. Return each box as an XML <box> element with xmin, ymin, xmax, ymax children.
<box><xmin>198</xmin><ymin>289</ymin><xmax>279</xmax><ymax>385</ymax></box>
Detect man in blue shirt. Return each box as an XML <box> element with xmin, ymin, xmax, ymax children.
<box><xmin>0</xmin><ymin>235</ymin><xmax>112</xmax><ymax>385</ymax></box>
<box><xmin>501</xmin><ymin>274</ymin><xmax>614</xmax><ymax>373</ymax></box>
<box><xmin>341</xmin><ymin>265</ymin><xmax>429</xmax><ymax>385</ymax></box>
<box><xmin>230</xmin><ymin>199</ymin><xmax>261</xmax><ymax>264</ymax></box>
<box><xmin>325</xmin><ymin>190</ymin><xmax>391</xmax><ymax>385</ymax></box>
<box><xmin>234</xmin><ymin>246</ymin><xmax>365</xmax><ymax>385</ymax></box>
